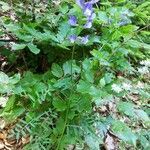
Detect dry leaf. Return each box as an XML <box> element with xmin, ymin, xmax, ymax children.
<box><xmin>22</xmin><ymin>136</ymin><xmax>30</xmax><ymax>145</ymax></box>
<box><xmin>0</xmin><ymin>118</ymin><xmax>6</xmax><ymax>129</ymax></box>
<box><xmin>0</xmin><ymin>140</ymin><xmax>5</xmax><ymax>149</ymax></box>
<box><xmin>104</xmin><ymin>134</ymin><xmax>118</xmax><ymax>150</ymax></box>
<box><xmin>66</xmin><ymin>144</ymin><xmax>75</xmax><ymax>150</ymax></box>
<box><xmin>0</xmin><ymin>132</ymin><xmax>6</xmax><ymax>140</ymax></box>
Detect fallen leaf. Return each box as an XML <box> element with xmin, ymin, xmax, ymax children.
<box><xmin>127</xmin><ymin>94</ymin><xmax>140</xmax><ymax>104</ymax></box>
<box><xmin>0</xmin><ymin>140</ymin><xmax>5</xmax><ymax>149</ymax></box>
<box><xmin>22</xmin><ymin>136</ymin><xmax>30</xmax><ymax>145</ymax></box>
<box><xmin>0</xmin><ymin>118</ymin><xmax>6</xmax><ymax>129</ymax></box>
<box><xmin>0</xmin><ymin>132</ymin><xmax>6</xmax><ymax>140</ymax></box>
<box><xmin>66</xmin><ymin>144</ymin><xmax>75</xmax><ymax>150</ymax></box>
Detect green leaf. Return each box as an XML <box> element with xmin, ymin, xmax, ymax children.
<box><xmin>63</xmin><ymin>60</ymin><xmax>81</xmax><ymax>76</ymax></box>
<box><xmin>111</xmin><ymin>30</ymin><xmax>122</xmax><ymax>40</ymax></box>
<box><xmin>52</xmin><ymin>98</ymin><xmax>67</xmax><ymax>111</ymax></box>
<box><xmin>97</xmin><ymin>11</ymin><xmax>108</xmax><ymax>23</ymax></box>
<box><xmin>10</xmin><ymin>73</ymin><xmax>21</xmax><ymax>84</ymax></box>
<box><xmin>42</xmin><ymin>30</ymin><xmax>58</xmax><ymax>42</ymax></box>
<box><xmin>111</xmin><ymin>120</ymin><xmax>137</xmax><ymax>146</ymax></box>
<box><xmin>53</xmin><ymin>77</ymin><xmax>71</xmax><ymax>90</ymax></box>
<box><xmin>15</xmin><ymin>33</ymin><xmax>33</xmax><ymax>42</ymax></box>
<box><xmin>76</xmin><ymin>95</ymin><xmax>92</xmax><ymax>112</ymax></box>
<box><xmin>2</xmin><ymin>106</ymin><xmax>25</xmax><ymax>122</ymax></box>
<box><xmin>91</xmin><ymin>50</ymin><xmax>110</xmax><ymax>66</ymax></box>
<box><xmin>0</xmin><ymin>71</ymin><xmax>9</xmax><ymax>84</ymax></box>
<box><xmin>55</xmin><ymin>117</ymin><xmax>65</xmax><ymax>134</ymax></box>
<box><xmin>99</xmin><ymin>78</ymin><xmax>106</xmax><ymax>87</ymax></box>
<box><xmin>2</xmin><ymin>95</ymin><xmax>16</xmax><ymax>112</ymax></box>
<box><xmin>135</xmin><ymin>109</ymin><xmax>149</xmax><ymax>122</ymax></box>
<box><xmin>0</xmin><ymin>72</ymin><xmax>13</xmax><ymax>93</ymax></box>
<box><xmin>57</xmin><ymin>22</ymin><xmax>70</xmax><ymax>43</ymax></box>
<box><xmin>27</xmin><ymin>43</ymin><xmax>40</xmax><ymax>54</ymax></box>
<box><xmin>119</xmin><ymin>25</ymin><xmax>138</xmax><ymax>35</ymax></box>
<box><xmin>118</xmin><ymin>102</ymin><xmax>135</xmax><ymax>117</ymax></box>
<box><xmin>127</xmin><ymin>40</ymin><xmax>150</xmax><ymax>50</ymax></box>
<box><xmin>82</xmin><ymin>59</ymin><xmax>92</xmax><ymax>70</ymax></box>
<box><xmin>59</xmin><ymin>4</ymin><xmax>69</xmax><ymax>14</ymax></box>
<box><xmin>51</xmin><ymin>63</ymin><xmax>63</xmax><ymax>78</ymax></box>
<box><xmin>104</xmin><ymin>73</ymin><xmax>115</xmax><ymax>84</ymax></box>
<box><xmin>138</xmin><ymin>133</ymin><xmax>150</xmax><ymax>149</ymax></box>
<box><xmin>84</xmin><ymin>70</ymin><xmax>94</xmax><ymax>83</ymax></box>
<box><xmin>77</xmin><ymin>80</ymin><xmax>91</xmax><ymax>94</ymax></box>
<box><xmin>118</xmin><ymin>102</ymin><xmax>149</xmax><ymax>122</ymax></box>
<box><xmin>23</xmin><ymin>24</ymin><xmax>33</xmax><ymax>32</ymax></box>
<box><xmin>85</xmin><ymin>134</ymin><xmax>100</xmax><ymax>150</ymax></box>
<box><xmin>12</xmin><ymin>44</ymin><xmax>26</xmax><ymax>50</ymax></box>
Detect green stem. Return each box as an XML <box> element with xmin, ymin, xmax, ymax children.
<box><xmin>56</xmin><ymin>45</ymin><xmax>75</xmax><ymax>150</ymax></box>
<box><xmin>71</xmin><ymin>45</ymin><xmax>76</xmax><ymax>82</ymax></box>
<box><xmin>56</xmin><ymin>104</ymin><xmax>70</xmax><ymax>150</ymax></box>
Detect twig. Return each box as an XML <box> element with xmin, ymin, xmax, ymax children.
<box><xmin>32</xmin><ymin>0</ymin><xmax>36</xmax><ymax>21</ymax></box>
<box><xmin>0</xmin><ymin>39</ymin><xmax>18</xmax><ymax>42</ymax></box>
<box><xmin>21</xmin><ymin>53</ymin><xmax>28</xmax><ymax>70</ymax></box>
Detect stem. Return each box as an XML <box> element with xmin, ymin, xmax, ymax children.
<box><xmin>21</xmin><ymin>53</ymin><xmax>28</xmax><ymax>70</ymax></box>
<box><xmin>56</xmin><ymin>45</ymin><xmax>75</xmax><ymax>150</ymax></box>
<box><xmin>71</xmin><ymin>45</ymin><xmax>76</xmax><ymax>82</ymax></box>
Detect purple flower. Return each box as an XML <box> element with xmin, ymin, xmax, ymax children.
<box><xmin>89</xmin><ymin>13</ymin><xmax>96</xmax><ymax>20</ymax></box>
<box><xmin>69</xmin><ymin>35</ymin><xmax>77</xmax><ymax>43</ymax></box>
<box><xmin>83</xmin><ymin>2</ymin><xmax>93</xmax><ymax>16</ymax></box>
<box><xmin>76</xmin><ymin>0</ymin><xmax>99</xmax><ymax>17</ymax></box>
<box><xmin>84</xmin><ymin>13</ymin><xmax>96</xmax><ymax>28</ymax></box>
<box><xmin>76</xmin><ymin>0</ymin><xmax>85</xmax><ymax>9</ymax></box>
<box><xmin>69</xmin><ymin>15</ymin><xmax>77</xmax><ymax>26</ymax></box>
<box><xmin>118</xmin><ymin>20</ymin><xmax>128</xmax><ymax>26</ymax></box>
<box><xmin>84</xmin><ymin>20</ymin><xmax>92</xmax><ymax>28</ymax></box>
<box><xmin>81</xmin><ymin>35</ymin><xmax>89</xmax><ymax>44</ymax></box>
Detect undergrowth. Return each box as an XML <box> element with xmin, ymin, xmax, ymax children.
<box><xmin>0</xmin><ymin>0</ymin><xmax>149</xmax><ymax>149</ymax></box>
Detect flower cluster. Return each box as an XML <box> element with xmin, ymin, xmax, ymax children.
<box><xmin>76</xmin><ymin>0</ymin><xmax>98</xmax><ymax>28</ymax></box>
<box><xmin>68</xmin><ymin>0</ymin><xmax>99</xmax><ymax>44</ymax></box>
<box><xmin>111</xmin><ymin>84</ymin><xmax>123</xmax><ymax>93</ymax></box>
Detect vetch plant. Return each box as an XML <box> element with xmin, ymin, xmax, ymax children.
<box><xmin>0</xmin><ymin>0</ymin><xmax>149</xmax><ymax>150</ymax></box>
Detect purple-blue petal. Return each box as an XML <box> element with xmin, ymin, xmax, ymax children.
<box><xmin>89</xmin><ymin>13</ymin><xmax>96</xmax><ymax>21</ymax></box>
<box><xmin>83</xmin><ymin>13</ymin><xmax>96</xmax><ymax>28</ymax></box>
<box><xmin>118</xmin><ymin>20</ymin><xmax>128</xmax><ymax>26</ymax></box>
<box><xmin>84</xmin><ymin>20</ymin><xmax>92</xmax><ymax>28</ymax></box>
<box><xmin>69</xmin><ymin>35</ymin><xmax>77</xmax><ymax>43</ymax></box>
<box><xmin>76</xmin><ymin>0</ymin><xmax>85</xmax><ymax>9</ymax></box>
<box><xmin>69</xmin><ymin>15</ymin><xmax>77</xmax><ymax>26</ymax></box>
<box><xmin>89</xmin><ymin>0</ymin><xmax>99</xmax><ymax>4</ymax></box>
<box><xmin>81</xmin><ymin>35</ymin><xmax>89</xmax><ymax>44</ymax></box>
<box><xmin>83</xmin><ymin>2</ymin><xmax>93</xmax><ymax>16</ymax></box>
